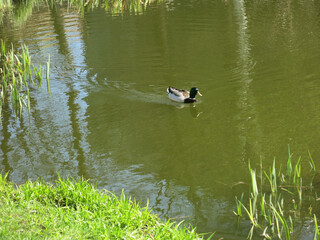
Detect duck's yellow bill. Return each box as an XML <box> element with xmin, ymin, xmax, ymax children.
<box><xmin>198</xmin><ymin>91</ymin><xmax>202</xmax><ymax>96</ymax></box>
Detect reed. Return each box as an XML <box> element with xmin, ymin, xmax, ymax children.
<box><xmin>235</xmin><ymin>149</ymin><xmax>319</xmax><ymax>239</ymax></box>
<box><xmin>314</xmin><ymin>214</ymin><xmax>319</xmax><ymax>240</ymax></box>
<box><xmin>293</xmin><ymin>157</ymin><xmax>301</xmax><ymax>185</ymax></box>
<box><xmin>0</xmin><ymin>0</ymin><xmax>12</xmax><ymax>11</ymax></box>
<box><xmin>286</xmin><ymin>147</ymin><xmax>293</xmax><ymax>180</ymax></box>
<box><xmin>309</xmin><ymin>151</ymin><xmax>316</xmax><ymax>172</ymax></box>
<box><xmin>33</xmin><ymin>64</ymin><xmax>43</xmax><ymax>87</ymax></box>
<box><xmin>264</xmin><ymin>159</ymin><xmax>277</xmax><ymax>194</ymax></box>
<box><xmin>234</xmin><ymin>192</ymin><xmax>244</xmax><ymax>217</ymax></box>
<box><xmin>270</xmin><ymin>203</ymin><xmax>290</xmax><ymax>240</ymax></box>
<box><xmin>249</xmin><ymin>161</ymin><xmax>258</xmax><ymax>198</ymax></box>
<box><xmin>0</xmin><ymin>0</ymin><xmax>165</xmax><ymax>24</ymax></box>
<box><xmin>0</xmin><ymin>40</ymin><xmax>50</xmax><ymax>120</ymax></box>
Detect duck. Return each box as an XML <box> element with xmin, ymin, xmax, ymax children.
<box><xmin>167</xmin><ymin>86</ymin><xmax>202</xmax><ymax>103</ymax></box>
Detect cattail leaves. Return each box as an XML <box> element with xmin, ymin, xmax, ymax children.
<box><xmin>0</xmin><ymin>40</ymin><xmax>51</xmax><ymax>120</ymax></box>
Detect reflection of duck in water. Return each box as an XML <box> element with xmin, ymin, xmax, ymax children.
<box><xmin>189</xmin><ymin>105</ymin><xmax>203</xmax><ymax>118</ymax></box>
<box><xmin>167</xmin><ymin>87</ymin><xmax>202</xmax><ymax>103</ymax></box>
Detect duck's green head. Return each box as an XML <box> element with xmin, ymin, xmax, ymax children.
<box><xmin>189</xmin><ymin>87</ymin><xmax>202</xmax><ymax>98</ymax></box>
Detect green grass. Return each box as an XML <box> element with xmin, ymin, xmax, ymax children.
<box><xmin>0</xmin><ymin>173</ymin><xmax>207</xmax><ymax>239</ymax></box>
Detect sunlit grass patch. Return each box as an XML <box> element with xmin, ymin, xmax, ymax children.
<box><xmin>0</xmin><ymin>173</ymin><xmax>207</xmax><ymax>239</ymax></box>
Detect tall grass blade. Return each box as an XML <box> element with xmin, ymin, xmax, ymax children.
<box><xmin>1</xmin><ymin>39</ymin><xmax>5</xmax><ymax>57</ymax></box>
<box><xmin>293</xmin><ymin>157</ymin><xmax>301</xmax><ymax>185</ymax></box>
<box><xmin>270</xmin><ymin>203</ymin><xmax>290</xmax><ymax>240</ymax></box>
<box><xmin>309</xmin><ymin>151</ymin><xmax>316</xmax><ymax>173</ymax></box>
<box><xmin>234</xmin><ymin>193</ymin><xmax>244</xmax><ymax>217</ymax></box>
<box><xmin>239</xmin><ymin>200</ymin><xmax>256</xmax><ymax>227</ymax></box>
<box><xmin>314</xmin><ymin>214</ymin><xmax>319</xmax><ymax>240</ymax></box>
<box><xmin>272</xmin><ymin>159</ymin><xmax>277</xmax><ymax>193</ymax></box>
<box><xmin>250</xmin><ymin>169</ymin><xmax>258</xmax><ymax>198</ymax></box>
<box><xmin>0</xmin><ymin>42</ymin><xmax>51</xmax><ymax>122</ymax></box>
<box><xmin>265</xmin><ymin>159</ymin><xmax>278</xmax><ymax>193</ymax></box>
<box><xmin>286</xmin><ymin>147</ymin><xmax>292</xmax><ymax>180</ymax></box>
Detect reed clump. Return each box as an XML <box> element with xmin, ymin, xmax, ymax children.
<box><xmin>0</xmin><ymin>0</ymin><xmax>164</xmax><ymax>24</ymax></box>
<box><xmin>0</xmin><ymin>0</ymin><xmax>13</xmax><ymax>11</ymax></box>
<box><xmin>234</xmin><ymin>148</ymin><xmax>319</xmax><ymax>239</ymax></box>
<box><xmin>0</xmin><ymin>40</ymin><xmax>50</xmax><ymax>120</ymax></box>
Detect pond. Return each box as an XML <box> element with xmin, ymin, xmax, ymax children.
<box><xmin>1</xmin><ymin>0</ymin><xmax>320</xmax><ymax>239</ymax></box>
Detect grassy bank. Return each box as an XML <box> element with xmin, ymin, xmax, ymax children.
<box><xmin>0</xmin><ymin>173</ymin><xmax>205</xmax><ymax>239</ymax></box>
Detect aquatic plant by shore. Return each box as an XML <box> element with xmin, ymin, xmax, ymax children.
<box><xmin>234</xmin><ymin>148</ymin><xmax>319</xmax><ymax>239</ymax></box>
<box><xmin>0</xmin><ymin>40</ymin><xmax>50</xmax><ymax>120</ymax></box>
<box><xmin>0</xmin><ymin>0</ymin><xmax>12</xmax><ymax>11</ymax></box>
<box><xmin>0</xmin><ymin>0</ymin><xmax>163</xmax><ymax>24</ymax></box>
<box><xmin>0</xmin><ymin>173</ymin><xmax>208</xmax><ymax>239</ymax></box>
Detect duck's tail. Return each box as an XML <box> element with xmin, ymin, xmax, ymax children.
<box><xmin>167</xmin><ymin>86</ymin><xmax>172</xmax><ymax>94</ymax></box>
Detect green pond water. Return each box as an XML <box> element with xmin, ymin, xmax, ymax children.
<box><xmin>1</xmin><ymin>0</ymin><xmax>320</xmax><ymax>238</ymax></box>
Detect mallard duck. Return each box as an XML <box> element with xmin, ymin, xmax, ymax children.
<box><xmin>167</xmin><ymin>86</ymin><xmax>202</xmax><ymax>103</ymax></box>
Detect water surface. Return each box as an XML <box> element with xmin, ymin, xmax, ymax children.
<box><xmin>1</xmin><ymin>0</ymin><xmax>320</xmax><ymax>238</ymax></box>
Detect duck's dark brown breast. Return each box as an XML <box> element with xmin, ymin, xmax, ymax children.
<box><xmin>184</xmin><ymin>98</ymin><xmax>196</xmax><ymax>103</ymax></box>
